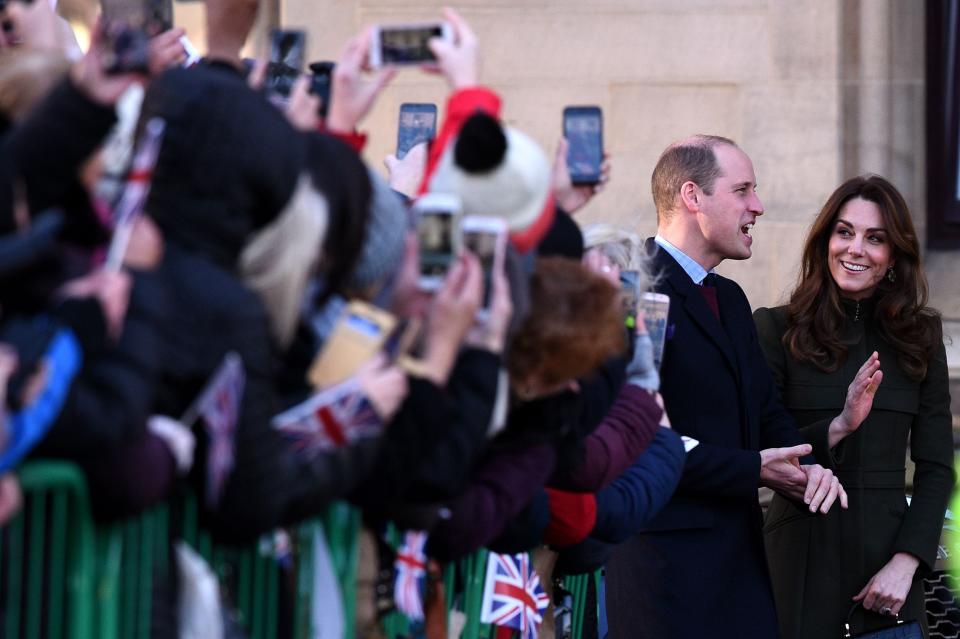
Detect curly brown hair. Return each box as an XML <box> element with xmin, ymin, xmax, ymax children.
<box><xmin>507</xmin><ymin>257</ymin><xmax>626</xmax><ymax>389</ymax></box>
<box><xmin>783</xmin><ymin>175</ymin><xmax>940</xmax><ymax>380</ymax></box>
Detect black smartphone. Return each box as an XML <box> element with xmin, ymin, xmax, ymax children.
<box><xmin>563</xmin><ymin>105</ymin><xmax>604</xmax><ymax>185</ymax></box>
<box><xmin>265</xmin><ymin>28</ymin><xmax>306</xmax><ymax>99</ymax></box>
<box><xmin>308</xmin><ymin>61</ymin><xmax>334</xmax><ymax>119</ymax></box>
<box><xmin>397</xmin><ymin>103</ymin><xmax>437</xmax><ymax>159</ymax></box>
<box><xmin>101</xmin><ymin>0</ymin><xmax>164</xmax><ymax>74</ymax></box>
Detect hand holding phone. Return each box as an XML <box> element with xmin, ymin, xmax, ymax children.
<box><xmin>563</xmin><ymin>106</ymin><xmax>604</xmax><ymax>185</ymax></box>
<box><xmin>460</xmin><ymin>215</ymin><xmax>507</xmax><ymax>320</ymax></box>
<box><xmin>640</xmin><ymin>292</ymin><xmax>670</xmax><ymax>371</ymax></box>
<box><xmin>413</xmin><ymin>193</ymin><xmax>461</xmax><ymax>291</ymax></box>
<box><xmin>307</xmin><ymin>301</ymin><xmax>397</xmax><ymax>389</ymax></box>
<box><xmin>369</xmin><ymin>21</ymin><xmax>452</xmax><ymax>68</ymax></box>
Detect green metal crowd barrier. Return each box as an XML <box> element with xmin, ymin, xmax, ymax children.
<box><xmin>2</xmin><ymin>460</ymin><xmax>600</xmax><ymax>639</ymax></box>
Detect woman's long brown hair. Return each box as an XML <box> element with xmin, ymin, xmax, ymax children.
<box><xmin>783</xmin><ymin>175</ymin><xmax>940</xmax><ymax>381</ymax></box>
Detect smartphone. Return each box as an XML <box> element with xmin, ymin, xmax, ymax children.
<box><xmin>308</xmin><ymin>61</ymin><xmax>335</xmax><ymax>119</ymax></box>
<box><xmin>461</xmin><ymin>215</ymin><xmax>507</xmax><ymax>320</ymax></box>
<box><xmin>620</xmin><ymin>269</ymin><xmax>640</xmax><ymax>323</ymax></box>
<box><xmin>265</xmin><ymin>28</ymin><xmax>306</xmax><ymax>100</ymax></box>
<box><xmin>563</xmin><ymin>105</ymin><xmax>604</xmax><ymax>185</ymax></box>
<box><xmin>307</xmin><ymin>301</ymin><xmax>397</xmax><ymax>389</ymax></box>
<box><xmin>396</xmin><ymin>103</ymin><xmax>438</xmax><ymax>159</ymax></box>
<box><xmin>413</xmin><ymin>193</ymin><xmax>461</xmax><ymax>291</ymax></box>
<box><xmin>641</xmin><ymin>292</ymin><xmax>670</xmax><ymax>371</ymax></box>
<box><xmin>369</xmin><ymin>22</ymin><xmax>452</xmax><ymax>68</ymax></box>
<box><xmin>100</xmin><ymin>0</ymin><xmax>161</xmax><ymax>74</ymax></box>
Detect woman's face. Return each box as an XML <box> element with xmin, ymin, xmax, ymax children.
<box><xmin>826</xmin><ymin>197</ymin><xmax>894</xmax><ymax>300</ymax></box>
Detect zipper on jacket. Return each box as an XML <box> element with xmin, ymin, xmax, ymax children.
<box><xmin>853</xmin><ymin>300</ymin><xmax>860</xmax><ymax>322</ymax></box>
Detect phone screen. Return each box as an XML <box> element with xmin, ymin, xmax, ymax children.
<box><xmin>417</xmin><ymin>212</ymin><xmax>455</xmax><ymax>279</ymax></box>
<box><xmin>267</xmin><ymin>29</ymin><xmax>306</xmax><ymax>99</ymax></box>
<box><xmin>379</xmin><ymin>25</ymin><xmax>442</xmax><ymax>65</ymax></box>
<box><xmin>397</xmin><ymin>104</ymin><xmax>437</xmax><ymax>159</ymax></box>
<box><xmin>101</xmin><ymin>0</ymin><xmax>159</xmax><ymax>74</ymax></box>
<box><xmin>620</xmin><ymin>269</ymin><xmax>640</xmax><ymax>320</ymax></box>
<box><xmin>564</xmin><ymin>108</ymin><xmax>603</xmax><ymax>184</ymax></box>
<box><xmin>462</xmin><ymin>229</ymin><xmax>499</xmax><ymax>310</ymax></box>
<box><xmin>345</xmin><ymin>312</ymin><xmax>384</xmax><ymax>340</ymax></box>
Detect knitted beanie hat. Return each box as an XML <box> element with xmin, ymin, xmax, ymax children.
<box><xmin>427</xmin><ymin>113</ymin><xmax>554</xmax><ymax>253</ymax></box>
<box><xmin>347</xmin><ymin>168</ymin><xmax>408</xmax><ymax>292</ymax></box>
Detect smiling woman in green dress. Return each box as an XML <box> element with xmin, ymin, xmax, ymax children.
<box><xmin>754</xmin><ymin>174</ymin><xmax>955</xmax><ymax>638</ymax></box>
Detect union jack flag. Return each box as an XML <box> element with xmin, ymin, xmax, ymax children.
<box><xmin>393</xmin><ymin>531</ymin><xmax>429</xmax><ymax>621</ymax></box>
<box><xmin>272</xmin><ymin>378</ymin><xmax>383</xmax><ymax>454</ymax></box>
<box><xmin>104</xmin><ymin>117</ymin><xmax>165</xmax><ymax>271</ymax></box>
<box><xmin>187</xmin><ymin>352</ymin><xmax>245</xmax><ymax>509</ymax></box>
<box><xmin>480</xmin><ymin>552</ymin><xmax>550</xmax><ymax>639</ymax></box>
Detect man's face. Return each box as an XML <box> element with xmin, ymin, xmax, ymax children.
<box><xmin>695</xmin><ymin>144</ymin><xmax>764</xmax><ymax>265</ymax></box>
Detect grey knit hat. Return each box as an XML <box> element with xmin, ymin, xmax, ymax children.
<box><xmin>348</xmin><ymin>168</ymin><xmax>408</xmax><ymax>291</ymax></box>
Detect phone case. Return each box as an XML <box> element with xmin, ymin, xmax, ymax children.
<box><xmin>307</xmin><ymin>302</ymin><xmax>397</xmax><ymax>389</ymax></box>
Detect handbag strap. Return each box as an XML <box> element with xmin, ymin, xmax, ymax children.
<box><xmin>844</xmin><ymin>602</ymin><xmax>902</xmax><ymax>637</ymax></box>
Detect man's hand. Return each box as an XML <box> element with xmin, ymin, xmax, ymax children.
<box><xmin>551</xmin><ymin>138</ymin><xmax>611</xmax><ymax>215</ymax></box>
<box><xmin>828</xmin><ymin>351</ymin><xmax>883</xmax><ymax>448</ymax></box>
<box><xmin>759</xmin><ymin>444</ymin><xmax>810</xmax><ymax>500</ymax></box>
<box><xmin>853</xmin><ymin>552</ymin><xmax>919</xmax><ymax>617</ymax></box>
<box><xmin>284</xmin><ymin>74</ymin><xmax>321</xmax><ymax>132</ymax></box>
<box><xmin>800</xmin><ymin>463</ymin><xmax>847</xmax><ymax>513</ymax></box>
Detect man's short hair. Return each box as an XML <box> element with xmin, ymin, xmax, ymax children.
<box><xmin>651</xmin><ymin>134</ymin><xmax>738</xmax><ymax>221</ymax></box>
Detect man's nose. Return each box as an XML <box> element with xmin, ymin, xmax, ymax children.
<box><xmin>748</xmin><ymin>191</ymin><xmax>764</xmax><ymax>216</ymax></box>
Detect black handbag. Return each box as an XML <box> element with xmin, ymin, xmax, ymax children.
<box><xmin>842</xmin><ymin>602</ymin><xmax>922</xmax><ymax>638</ymax></box>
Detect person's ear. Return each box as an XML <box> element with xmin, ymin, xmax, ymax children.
<box><xmin>679</xmin><ymin>181</ymin><xmax>701</xmax><ymax>213</ymax></box>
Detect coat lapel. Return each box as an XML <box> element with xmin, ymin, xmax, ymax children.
<box><xmin>647</xmin><ymin>240</ymin><xmax>740</xmax><ymax>378</ymax></box>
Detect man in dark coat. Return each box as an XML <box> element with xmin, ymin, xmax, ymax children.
<box><xmin>605</xmin><ymin>135</ymin><xmax>858</xmax><ymax>638</ymax></box>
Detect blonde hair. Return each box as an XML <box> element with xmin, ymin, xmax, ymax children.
<box><xmin>240</xmin><ymin>174</ymin><xmax>329</xmax><ymax>348</ymax></box>
<box><xmin>0</xmin><ymin>49</ymin><xmax>70</xmax><ymax>120</ymax></box>
<box><xmin>581</xmin><ymin>223</ymin><xmax>657</xmax><ymax>293</ymax></box>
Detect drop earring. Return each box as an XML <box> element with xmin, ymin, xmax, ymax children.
<box><xmin>886</xmin><ymin>266</ymin><xmax>896</xmax><ymax>283</ymax></box>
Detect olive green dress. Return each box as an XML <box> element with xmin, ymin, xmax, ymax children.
<box><xmin>754</xmin><ymin>299</ymin><xmax>954</xmax><ymax>639</ymax></box>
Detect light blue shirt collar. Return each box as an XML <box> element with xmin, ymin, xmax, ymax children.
<box><xmin>654</xmin><ymin>235</ymin><xmax>712</xmax><ymax>286</ymax></box>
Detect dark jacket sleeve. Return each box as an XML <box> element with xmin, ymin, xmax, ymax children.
<box><xmin>591</xmin><ymin>427</ymin><xmax>686</xmax><ymax>543</ymax></box>
<box><xmin>893</xmin><ymin>324</ymin><xmax>956</xmax><ymax>572</ymax></box>
<box><xmin>1</xmin><ymin>77</ymin><xmax>116</xmax><ymax>238</ymax></box>
<box><xmin>350</xmin><ymin>348</ymin><xmax>500</xmax><ymax>509</ymax></box>
<box><xmin>427</xmin><ymin>442</ymin><xmax>557</xmax><ymax>562</ymax></box>
<box><xmin>550</xmin><ymin>383</ymin><xmax>662</xmax><ymax>492</ymax></box>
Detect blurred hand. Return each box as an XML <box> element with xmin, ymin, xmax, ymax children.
<box><xmin>464</xmin><ymin>253</ymin><xmax>512</xmax><ymax>353</ymax></box>
<box><xmin>58</xmin><ymin>269</ymin><xmax>132</xmax><ymax>341</ymax></box>
<box><xmin>582</xmin><ymin>248</ymin><xmax>620</xmax><ymax>286</ymax></box>
<box><xmin>0</xmin><ymin>474</ymin><xmax>22</xmax><ymax>526</ymax></box>
<box><xmin>653</xmin><ymin>393</ymin><xmax>671</xmax><ymax>428</ymax></box>
<box><xmin>246</xmin><ymin>58</ymin><xmax>268</xmax><ymax>91</ymax></box>
<box><xmin>0</xmin><ymin>345</ymin><xmax>17</xmax><ymax>449</ymax></box>
<box><xmin>123</xmin><ymin>215</ymin><xmax>164</xmax><ymax>270</ymax></box>
<box><xmin>552</xmin><ymin>137</ymin><xmax>610</xmax><ymax>215</ymax></box>
<box><xmin>326</xmin><ymin>28</ymin><xmax>397</xmax><ymax>134</ymax></box>
<box><xmin>388</xmin><ymin>233</ymin><xmax>432</xmax><ymax>320</ymax></box>
<box><xmin>70</xmin><ymin>19</ymin><xmax>143</xmax><ymax>106</ymax></box>
<box><xmin>384</xmin><ymin>142</ymin><xmax>428</xmax><ymax>199</ymax></box>
<box><xmin>421</xmin><ymin>254</ymin><xmax>482</xmax><ymax>384</ymax></box>
<box><xmin>147</xmin><ymin>28</ymin><xmax>188</xmax><ymax>76</ymax></box>
<box><xmin>284</xmin><ymin>74</ymin><xmax>321</xmax><ymax>131</ymax></box>
<box><xmin>626</xmin><ymin>330</ymin><xmax>659</xmax><ymax>392</ymax></box>
<box><xmin>357</xmin><ymin>354</ymin><xmax>408</xmax><ymax>421</ymax></box>
<box><xmin>426</xmin><ymin>7</ymin><xmax>479</xmax><ymax>90</ymax></box>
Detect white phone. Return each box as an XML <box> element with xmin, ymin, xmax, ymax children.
<box><xmin>413</xmin><ymin>192</ymin><xmax>461</xmax><ymax>291</ymax></box>
<box><xmin>368</xmin><ymin>22</ymin><xmax>453</xmax><ymax>69</ymax></box>
<box><xmin>460</xmin><ymin>215</ymin><xmax>507</xmax><ymax>320</ymax></box>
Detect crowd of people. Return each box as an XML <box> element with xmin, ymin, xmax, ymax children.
<box><xmin>0</xmin><ymin>0</ymin><xmax>954</xmax><ymax>637</ymax></box>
